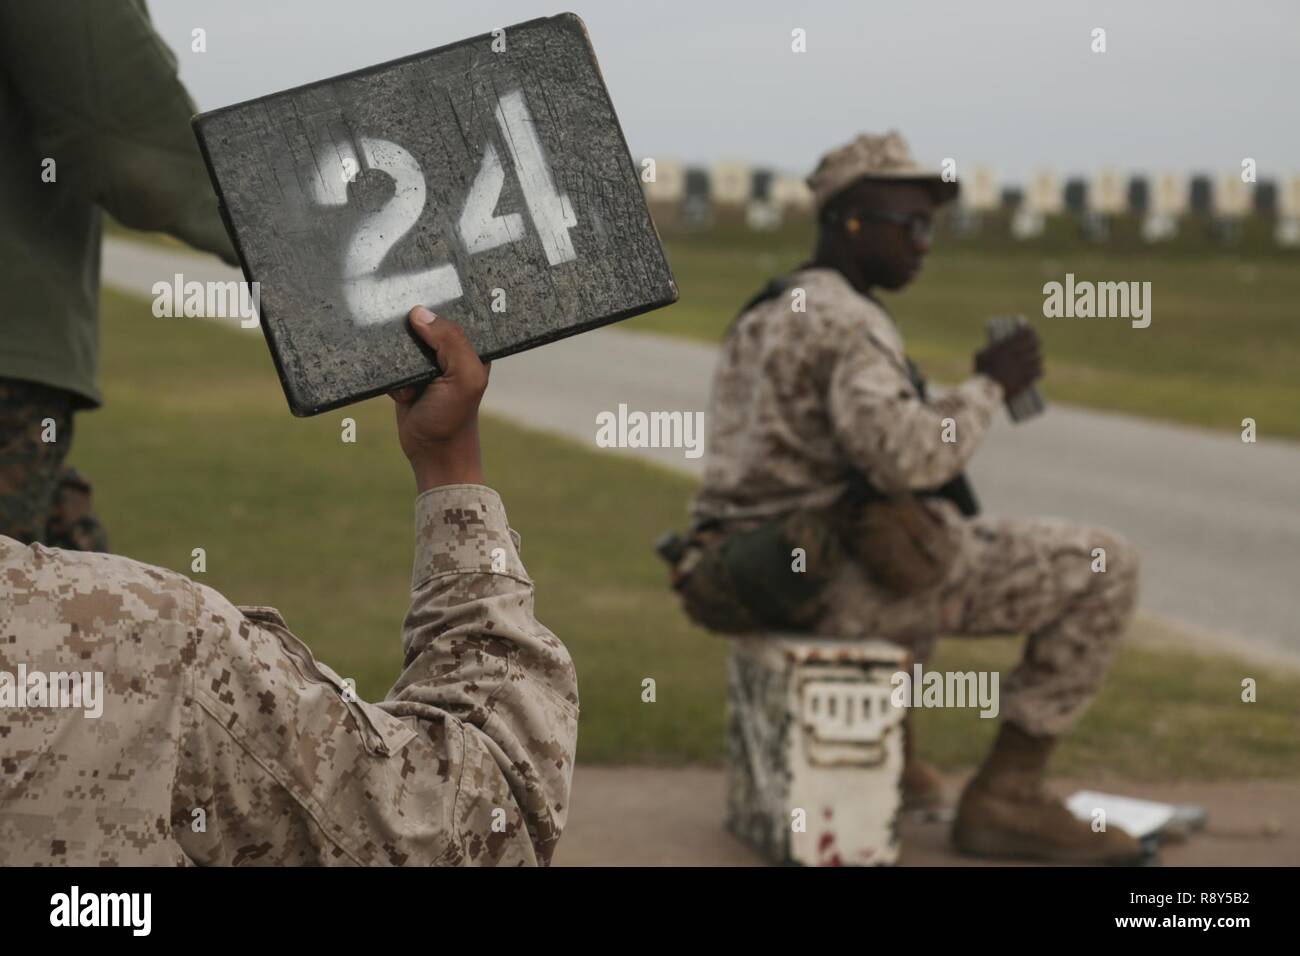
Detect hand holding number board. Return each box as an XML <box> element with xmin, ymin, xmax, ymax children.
<box><xmin>193</xmin><ymin>14</ymin><xmax>677</xmax><ymax>416</ymax></box>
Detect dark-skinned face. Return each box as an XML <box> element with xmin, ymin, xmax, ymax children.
<box><xmin>825</xmin><ymin>180</ymin><xmax>937</xmax><ymax>291</ymax></box>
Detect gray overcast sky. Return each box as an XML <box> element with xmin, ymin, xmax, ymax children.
<box><xmin>150</xmin><ymin>0</ymin><xmax>1298</xmax><ymax>182</ymax></box>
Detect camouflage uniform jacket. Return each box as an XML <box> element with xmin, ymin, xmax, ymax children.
<box><xmin>691</xmin><ymin>266</ymin><xmax>1004</xmax><ymax>527</ymax></box>
<box><xmin>0</xmin><ymin>485</ymin><xmax>579</xmax><ymax>866</ymax></box>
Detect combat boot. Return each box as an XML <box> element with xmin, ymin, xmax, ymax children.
<box><xmin>952</xmin><ymin>722</ymin><xmax>1148</xmax><ymax>865</ymax></box>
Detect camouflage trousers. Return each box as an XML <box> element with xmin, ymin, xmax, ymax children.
<box><xmin>813</xmin><ymin>506</ymin><xmax>1140</xmax><ymax>738</ymax></box>
<box><xmin>0</xmin><ymin>378</ymin><xmax>109</xmax><ymax>552</ymax></box>
<box><xmin>679</xmin><ymin>503</ymin><xmax>1139</xmax><ymax>738</ymax></box>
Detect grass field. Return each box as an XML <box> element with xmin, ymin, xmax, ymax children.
<box><xmin>108</xmin><ymin>217</ymin><xmax>1300</xmax><ymax>438</ymax></box>
<box><xmin>628</xmin><ymin>225</ymin><xmax>1300</xmax><ymax>440</ymax></box>
<box><xmin>72</xmin><ymin>286</ymin><xmax>1300</xmax><ymax>780</ymax></box>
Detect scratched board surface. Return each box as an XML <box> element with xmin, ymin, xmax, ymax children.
<box><xmin>193</xmin><ymin>13</ymin><xmax>676</xmax><ymax>416</ymax></box>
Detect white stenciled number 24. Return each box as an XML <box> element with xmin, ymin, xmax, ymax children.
<box><xmin>310</xmin><ymin>89</ymin><xmax>577</xmax><ymax>327</ymax></box>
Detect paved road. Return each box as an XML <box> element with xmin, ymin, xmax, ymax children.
<box><xmin>101</xmin><ymin>238</ymin><xmax>1300</xmax><ymax>664</ymax></box>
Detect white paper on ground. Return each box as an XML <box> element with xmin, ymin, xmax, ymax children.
<box><xmin>1065</xmin><ymin>791</ymin><xmax>1179</xmax><ymax>838</ymax></box>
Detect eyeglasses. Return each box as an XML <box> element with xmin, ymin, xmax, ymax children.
<box><xmin>848</xmin><ymin>210</ymin><xmax>934</xmax><ymax>244</ymax></box>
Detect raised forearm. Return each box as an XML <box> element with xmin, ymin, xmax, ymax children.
<box><xmin>382</xmin><ymin>485</ymin><xmax>578</xmax><ymax>864</ymax></box>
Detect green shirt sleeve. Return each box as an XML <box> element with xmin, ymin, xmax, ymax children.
<box><xmin>0</xmin><ymin>0</ymin><xmax>236</xmax><ymax>263</ymax></box>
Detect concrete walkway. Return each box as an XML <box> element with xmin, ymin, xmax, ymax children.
<box><xmin>101</xmin><ymin>238</ymin><xmax>1300</xmax><ymax>664</ymax></box>
<box><xmin>552</xmin><ymin>765</ymin><xmax>1300</xmax><ymax>866</ymax></box>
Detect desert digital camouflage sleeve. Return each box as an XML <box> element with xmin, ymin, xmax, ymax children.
<box><xmin>0</xmin><ymin>485</ymin><xmax>574</xmax><ymax>866</ymax></box>
<box><xmin>170</xmin><ymin>484</ymin><xmax>577</xmax><ymax>867</ymax></box>
<box><xmin>826</xmin><ymin>320</ymin><xmax>1004</xmax><ymax>493</ymax></box>
<box><xmin>381</xmin><ymin>484</ymin><xmax>580</xmax><ymax>865</ymax></box>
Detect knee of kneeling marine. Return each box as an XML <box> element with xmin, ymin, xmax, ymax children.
<box><xmin>1091</xmin><ymin>529</ymin><xmax>1140</xmax><ymax>595</ymax></box>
